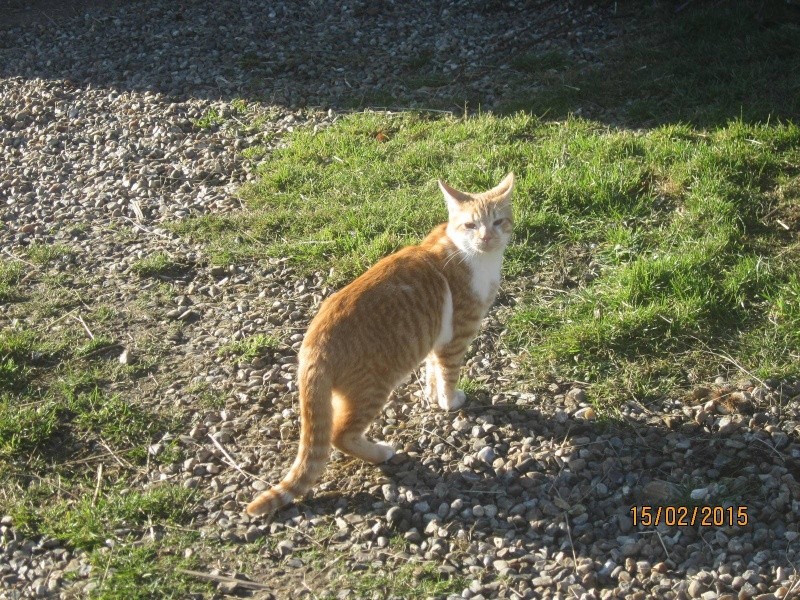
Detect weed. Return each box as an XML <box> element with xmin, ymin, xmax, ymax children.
<box><xmin>26</xmin><ymin>243</ymin><xmax>73</xmax><ymax>265</ymax></box>
<box><xmin>0</xmin><ymin>261</ymin><xmax>23</xmax><ymax>302</ymax></box>
<box><xmin>130</xmin><ymin>253</ymin><xmax>180</xmax><ymax>278</ymax></box>
<box><xmin>193</xmin><ymin>107</ymin><xmax>224</xmax><ymax>129</ymax></box>
<box><xmin>218</xmin><ymin>333</ymin><xmax>281</xmax><ymax>360</ymax></box>
<box><xmin>351</xmin><ymin>561</ymin><xmax>467</xmax><ymax>599</ymax></box>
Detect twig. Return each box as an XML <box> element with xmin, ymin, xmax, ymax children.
<box><xmin>72</xmin><ymin>314</ymin><xmax>94</xmax><ymax>340</ymax></box>
<box><xmin>207</xmin><ymin>433</ymin><xmax>269</xmax><ymax>484</ymax></box>
<box><xmin>99</xmin><ymin>546</ymin><xmax>115</xmax><ymax>590</ymax></box>
<box><xmin>91</xmin><ymin>463</ymin><xmax>103</xmax><ymax>507</ymax></box>
<box><xmin>79</xmin><ymin>343</ymin><xmax>123</xmax><ymax>360</ymax></box>
<box><xmin>300</xmin><ymin>576</ymin><xmax>320</xmax><ymax>600</ymax></box>
<box><xmin>129</xmin><ymin>200</ymin><xmax>144</xmax><ymax>222</ymax></box>
<box><xmin>640</xmin><ymin>529</ymin><xmax>673</xmax><ymax>562</ymax></box>
<box><xmin>284</xmin><ymin>524</ymin><xmax>326</xmax><ymax>550</ymax></box>
<box><xmin>46</xmin><ymin>307</ymin><xmax>81</xmax><ymax>329</ymax></box>
<box><xmin>122</xmin><ymin>216</ymin><xmax>173</xmax><ymax>238</ymax></box>
<box><xmin>532</xmin><ymin>284</ymin><xmax>568</xmax><ymax>294</ymax></box>
<box><xmin>176</xmin><ymin>569</ymin><xmax>271</xmax><ymax>591</ymax></box>
<box><xmin>690</xmin><ymin>338</ymin><xmax>767</xmax><ymax>388</ymax></box>
<box><xmin>97</xmin><ymin>439</ymin><xmax>135</xmax><ymax>470</ymax></box>
<box><xmin>563</xmin><ymin>512</ymin><xmax>578</xmax><ymax>575</ymax></box>
<box><xmin>1</xmin><ymin>248</ymin><xmax>36</xmax><ymax>267</ymax></box>
<box><xmin>752</xmin><ymin>436</ymin><xmax>786</xmax><ymax>462</ymax></box>
<box><xmin>420</xmin><ymin>427</ymin><xmax>462</xmax><ymax>452</ymax></box>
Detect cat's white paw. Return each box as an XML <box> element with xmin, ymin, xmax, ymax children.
<box><xmin>438</xmin><ymin>389</ymin><xmax>466</xmax><ymax>411</ymax></box>
<box><xmin>374</xmin><ymin>442</ymin><xmax>396</xmax><ymax>463</ymax></box>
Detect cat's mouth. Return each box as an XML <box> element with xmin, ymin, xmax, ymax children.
<box><xmin>476</xmin><ymin>238</ymin><xmax>500</xmax><ymax>252</ymax></box>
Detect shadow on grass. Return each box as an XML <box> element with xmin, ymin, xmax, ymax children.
<box><xmin>1</xmin><ymin>0</ymin><xmax>797</xmax><ymax>128</ymax></box>
<box><xmin>496</xmin><ymin>1</ymin><xmax>800</xmax><ymax>128</ymax></box>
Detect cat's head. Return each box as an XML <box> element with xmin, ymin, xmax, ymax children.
<box><xmin>440</xmin><ymin>172</ymin><xmax>514</xmax><ymax>255</ymax></box>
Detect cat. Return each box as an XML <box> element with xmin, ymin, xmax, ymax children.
<box><xmin>246</xmin><ymin>172</ymin><xmax>514</xmax><ymax>517</ymax></box>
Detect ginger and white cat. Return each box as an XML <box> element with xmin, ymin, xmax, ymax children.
<box><xmin>246</xmin><ymin>173</ymin><xmax>514</xmax><ymax>517</ymax></box>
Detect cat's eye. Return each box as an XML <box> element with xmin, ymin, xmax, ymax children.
<box><xmin>493</xmin><ymin>219</ymin><xmax>505</xmax><ymax>227</ymax></box>
<box><xmin>464</xmin><ymin>223</ymin><xmax>477</xmax><ymax>230</ymax></box>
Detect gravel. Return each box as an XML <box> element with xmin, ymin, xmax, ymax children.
<box><xmin>2</xmin><ymin>1</ymin><xmax>800</xmax><ymax>599</ymax></box>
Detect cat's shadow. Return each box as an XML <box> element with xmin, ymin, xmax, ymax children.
<box><xmin>280</xmin><ymin>398</ymin><xmax>796</xmax><ymax>534</ymax></box>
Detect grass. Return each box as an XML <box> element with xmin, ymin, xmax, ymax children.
<box><xmin>173</xmin><ymin>110</ymin><xmax>799</xmax><ymax>406</ymax></box>
<box><xmin>7</xmin><ymin>481</ymin><xmax>206</xmax><ymax>599</ymax></box>
<box><xmin>0</xmin><ymin>255</ymin><xmax>197</xmax><ymax>596</ymax></box>
<box><xmin>217</xmin><ymin>333</ymin><xmax>282</xmax><ymax>360</ymax></box>
<box><xmin>130</xmin><ymin>252</ymin><xmax>182</xmax><ymax>278</ymax></box>
<box><xmin>26</xmin><ymin>242</ymin><xmax>73</xmax><ymax>265</ymax></box>
<box><xmin>0</xmin><ymin>260</ymin><xmax>23</xmax><ymax>302</ymax></box>
<box><xmin>349</xmin><ymin>561</ymin><xmax>467</xmax><ymax>599</ymax></box>
<box><xmin>193</xmin><ymin>107</ymin><xmax>225</xmax><ymax>129</ymax></box>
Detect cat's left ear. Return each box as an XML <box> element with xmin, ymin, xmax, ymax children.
<box><xmin>438</xmin><ymin>179</ymin><xmax>473</xmax><ymax>215</ymax></box>
<box><xmin>488</xmin><ymin>172</ymin><xmax>514</xmax><ymax>205</ymax></box>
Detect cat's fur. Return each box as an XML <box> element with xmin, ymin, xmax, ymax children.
<box><xmin>246</xmin><ymin>173</ymin><xmax>514</xmax><ymax>517</ymax></box>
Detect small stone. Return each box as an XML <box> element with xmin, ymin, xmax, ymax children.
<box><xmin>566</xmin><ymin>388</ymin><xmax>586</xmax><ymax>403</ymax></box>
<box><xmin>476</xmin><ymin>446</ymin><xmax>495</xmax><ymax>465</ymax></box>
<box><xmin>717</xmin><ymin>416</ymin><xmax>739</xmax><ymax>435</ymax></box>
<box><xmin>386</xmin><ymin>506</ymin><xmax>405</xmax><ymax>528</ymax></box>
<box><xmin>404</xmin><ymin>530</ymin><xmax>422</xmax><ymax>544</ymax></box>
<box><xmin>218</xmin><ymin>581</ymin><xmax>239</xmax><ymax>594</ymax></box>
<box><xmin>688</xmin><ymin>580</ymin><xmax>706</xmax><ymax>598</ymax></box>
<box><xmin>569</xmin><ymin>458</ymin><xmax>586</xmax><ymax>472</ymax></box>
<box><xmin>276</xmin><ymin>540</ymin><xmax>294</xmax><ymax>557</ymax></box>
<box><xmin>243</xmin><ymin>526</ymin><xmax>263</xmax><ymax>543</ymax></box>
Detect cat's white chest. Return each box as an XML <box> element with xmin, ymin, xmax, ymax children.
<box><xmin>467</xmin><ymin>252</ymin><xmax>503</xmax><ymax>304</ymax></box>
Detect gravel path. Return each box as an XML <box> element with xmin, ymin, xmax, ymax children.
<box><xmin>2</xmin><ymin>1</ymin><xmax>800</xmax><ymax>599</ymax></box>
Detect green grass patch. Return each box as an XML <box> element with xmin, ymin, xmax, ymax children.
<box><xmin>26</xmin><ymin>243</ymin><xmax>73</xmax><ymax>265</ymax></box>
<box><xmin>193</xmin><ymin>107</ymin><xmax>224</xmax><ymax>129</ymax></box>
<box><xmin>217</xmin><ymin>333</ymin><xmax>281</xmax><ymax>360</ymax></box>
<box><xmin>7</xmin><ymin>479</ymin><xmax>205</xmax><ymax>598</ymax></box>
<box><xmin>349</xmin><ymin>561</ymin><xmax>467</xmax><ymax>599</ymax></box>
<box><xmin>0</xmin><ymin>260</ymin><xmax>23</xmax><ymax>302</ymax></box>
<box><xmin>87</xmin><ymin>538</ymin><xmax>212</xmax><ymax>600</ymax></box>
<box><xmin>173</xmin><ymin>109</ymin><xmax>799</xmax><ymax>406</ymax></box>
<box><xmin>0</xmin><ymin>383</ymin><xmax>177</xmax><ymax>463</ymax></box>
<box><xmin>11</xmin><ymin>483</ymin><xmax>193</xmax><ymax>550</ymax></box>
<box><xmin>130</xmin><ymin>252</ymin><xmax>182</xmax><ymax>278</ymax></box>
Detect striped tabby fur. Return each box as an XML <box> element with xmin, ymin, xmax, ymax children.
<box><xmin>246</xmin><ymin>173</ymin><xmax>514</xmax><ymax>517</ymax></box>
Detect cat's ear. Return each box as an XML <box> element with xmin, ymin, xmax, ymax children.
<box><xmin>487</xmin><ymin>172</ymin><xmax>514</xmax><ymax>205</ymax></box>
<box><xmin>439</xmin><ymin>179</ymin><xmax>472</xmax><ymax>214</ymax></box>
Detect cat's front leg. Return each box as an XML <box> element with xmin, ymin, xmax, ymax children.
<box><xmin>433</xmin><ymin>345</ymin><xmax>468</xmax><ymax>411</ymax></box>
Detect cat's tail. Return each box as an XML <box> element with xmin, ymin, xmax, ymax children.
<box><xmin>246</xmin><ymin>358</ymin><xmax>333</xmax><ymax>517</ymax></box>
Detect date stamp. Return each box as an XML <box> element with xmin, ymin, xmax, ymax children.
<box><xmin>630</xmin><ymin>505</ymin><xmax>749</xmax><ymax>527</ymax></box>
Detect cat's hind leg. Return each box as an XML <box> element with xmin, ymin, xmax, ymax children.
<box><xmin>424</xmin><ymin>354</ymin><xmax>438</xmax><ymax>404</ymax></box>
<box><xmin>331</xmin><ymin>388</ymin><xmax>395</xmax><ymax>464</ymax></box>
